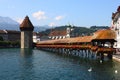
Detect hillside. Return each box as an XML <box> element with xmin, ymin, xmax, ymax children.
<box><xmin>0</xmin><ymin>16</ymin><xmax>19</xmax><ymax>30</ymax></box>
<box><xmin>39</xmin><ymin>25</ymin><xmax>110</xmax><ymax>37</ymax></box>
<box><xmin>39</xmin><ymin>25</ymin><xmax>97</xmax><ymax>37</ymax></box>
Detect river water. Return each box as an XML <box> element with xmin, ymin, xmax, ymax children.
<box><xmin>0</xmin><ymin>48</ymin><xmax>120</xmax><ymax>80</ymax></box>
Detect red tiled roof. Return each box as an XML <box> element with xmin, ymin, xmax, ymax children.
<box><xmin>66</xmin><ymin>36</ymin><xmax>92</xmax><ymax>43</ymax></box>
<box><xmin>49</xmin><ymin>30</ymin><xmax>67</xmax><ymax>36</ymax></box>
<box><xmin>20</xmin><ymin>16</ymin><xmax>34</xmax><ymax>31</ymax></box>
<box><xmin>6</xmin><ymin>30</ymin><xmax>20</xmax><ymax>34</ymax></box>
<box><xmin>0</xmin><ymin>30</ymin><xmax>6</xmax><ymax>34</ymax></box>
<box><xmin>38</xmin><ymin>29</ymin><xmax>116</xmax><ymax>45</ymax></box>
<box><xmin>38</xmin><ymin>36</ymin><xmax>92</xmax><ymax>44</ymax></box>
<box><xmin>92</xmin><ymin>29</ymin><xmax>116</xmax><ymax>40</ymax></box>
<box><xmin>0</xmin><ymin>30</ymin><xmax>20</xmax><ymax>34</ymax></box>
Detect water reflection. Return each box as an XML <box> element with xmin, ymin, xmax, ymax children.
<box><xmin>60</xmin><ymin>56</ymin><xmax>120</xmax><ymax>80</ymax></box>
<box><xmin>20</xmin><ymin>49</ymin><xmax>33</xmax><ymax>57</ymax></box>
<box><xmin>20</xmin><ymin>49</ymin><xmax>35</xmax><ymax>80</ymax></box>
<box><xmin>0</xmin><ymin>49</ymin><xmax>120</xmax><ymax>80</ymax></box>
<box><xmin>93</xmin><ymin>61</ymin><xmax>120</xmax><ymax>80</ymax></box>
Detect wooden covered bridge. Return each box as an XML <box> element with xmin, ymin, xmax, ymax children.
<box><xmin>36</xmin><ymin>29</ymin><xmax>116</xmax><ymax>60</ymax></box>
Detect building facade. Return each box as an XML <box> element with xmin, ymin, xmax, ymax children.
<box><xmin>33</xmin><ymin>32</ymin><xmax>40</xmax><ymax>43</ymax></box>
<box><xmin>0</xmin><ymin>30</ymin><xmax>20</xmax><ymax>41</ymax></box>
<box><xmin>48</xmin><ymin>26</ymin><xmax>73</xmax><ymax>40</ymax></box>
<box><xmin>111</xmin><ymin>6</ymin><xmax>120</xmax><ymax>48</ymax></box>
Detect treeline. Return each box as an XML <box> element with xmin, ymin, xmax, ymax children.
<box><xmin>39</xmin><ymin>25</ymin><xmax>109</xmax><ymax>37</ymax></box>
<box><xmin>0</xmin><ymin>41</ymin><xmax>20</xmax><ymax>48</ymax></box>
<box><xmin>0</xmin><ymin>36</ymin><xmax>20</xmax><ymax>48</ymax></box>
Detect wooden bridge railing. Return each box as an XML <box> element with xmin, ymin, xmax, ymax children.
<box><xmin>36</xmin><ymin>44</ymin><xmax>92</xmax><ymax>49</ymax></box>
<box><xmin>97</xmin><ymin>47</ymin><xmax>116</xmax><ymax>53</ymax></box>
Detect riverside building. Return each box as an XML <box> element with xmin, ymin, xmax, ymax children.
<box><xmin>111</xmin><ymin>6</ymin><xmax>120</xmax><ymax>48</ymax></box>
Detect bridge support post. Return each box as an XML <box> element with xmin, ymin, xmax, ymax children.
<box><xmin>100</xmin><ymin>53</ymin><xmax>104</xmax><ymax>60</ymax></box>
<box><xmin>107</xmin><ymin>53</ymin><xmax>113</xmax><ymax>59</ymax></box>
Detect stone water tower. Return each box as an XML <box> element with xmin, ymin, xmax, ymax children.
<box><xmin>20</xmin><ymin>16</ymin><xmax>34</xmax><ymax>48</ymax></box>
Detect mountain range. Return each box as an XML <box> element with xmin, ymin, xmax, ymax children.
<box><xmin>0</xmin><ymin>16</ymin><xmax>49</xmax><ymax>31</ymax></box>
<box><xmin>0</xmin><ymin>16</ymin><xmax>109</xmax><ymax>33</ymax></box>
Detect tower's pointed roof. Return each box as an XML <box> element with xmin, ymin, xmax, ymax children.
<box><xmin>20</xmin><ymin>16</ymin><xmax>34</xmax><ymax>31</ymax></box>
<box><xmin>112</xmin><ymin>6</ymin><xmax>120</xmax><ymax>19</ymax></box>
<box><xmin>117</xmin><ymin>6</ymin><xmax>120</xmax><ymax>12</ymax></box>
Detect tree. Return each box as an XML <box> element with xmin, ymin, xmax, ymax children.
<box><xmin>0</xmin><ymin>36</ymin><xmax>3</xmax><ymax>41</ymax></box>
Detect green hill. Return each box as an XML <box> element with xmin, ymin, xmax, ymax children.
<box><xmin>38</xmin><ymin>25</ymin><xmax>109</xmax><ymax>37</ymax></box>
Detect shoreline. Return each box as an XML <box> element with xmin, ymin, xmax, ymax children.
<box><xmin>113</xmin><ymin>54</ymin><xmax>120</xmax><ymax>62</ymax></box>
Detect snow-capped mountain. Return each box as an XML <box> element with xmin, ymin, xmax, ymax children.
<box><xmin>0</xmin><ymin>16</ymin><xmax>19</xmax><ymax>25</ymax></box>
<box><xmin>0</xmin><ymin>16</ymin><xmax>50</xmax><ymax>31</ymax></box>
<box><xmin>0</xmin><ymin>16</ymin><xmax>20</xmax><ymax>30</ymax></box>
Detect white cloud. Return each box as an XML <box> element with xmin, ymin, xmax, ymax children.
<box><xmin>16</xmin><ymin>18</ymin><xmax>23</xmax><ymax>24</ymax></box>
<box><xmin>49</xmin><ymin>22</ymin><xmax>56</xmax><ymax>27</ymax></box>
<box><xmin>32</xmin><ymin>11</ymin><xmax>47</xmax><ymax>20</ymax></box>
<box><xmin>55</xmin><ymin>16</ymin><xmax>64</xmax><ymax>21</ymax></box>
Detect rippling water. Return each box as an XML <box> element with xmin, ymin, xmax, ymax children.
<box><xmin>0</xmin><ymin>48</ymin><xmax>120</xmax><ymax>80</ymax></box>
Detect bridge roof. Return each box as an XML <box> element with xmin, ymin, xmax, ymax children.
<box><xmin>92</xmin><ymin>29</ymin><xmax>116</xmax><ymax>40</ymax></box>
<box><xmin>37</xmin><ymin>29</ymin><xmax>116</xmax><ymax>45</ymax></box>
<box><xmin>38</xmin><ymin>36</ymin><xmax>92</xmax><ymax>44</ymax></box>
<box><xmin>66</xmin><ymin>36</ymin><xmax>92</xmax><ymax>43</ymax></box>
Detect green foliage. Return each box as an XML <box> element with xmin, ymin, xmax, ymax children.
<box><xmin>39</xmin><ymin>26</ymin><xmax>97</xmax><ymax>37</ymax></box>
<box><xmin>0</xmin><ymin>41</ymin><xmax>20</xmax><ymax>48</ymax></box>
<box><xmin>0</xmin><ymin>36</ymin><xmax>3</xmax><ymax>41</ymax></box>
<box><xmin>72</xmin><ymin>27</ymin><xmax>96</xmax><ymax>36</ymax></box>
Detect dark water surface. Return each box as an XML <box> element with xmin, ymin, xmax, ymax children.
<box><xmin>0</xmin><ymin>48</ymin><xmax>120</xmax><ymax>80</ymax></box>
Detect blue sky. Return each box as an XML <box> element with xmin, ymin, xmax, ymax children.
<box><xmin>0</xmin><ymin>0</ymin><xmax>120</xmax><ymax>27</ymax></box>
